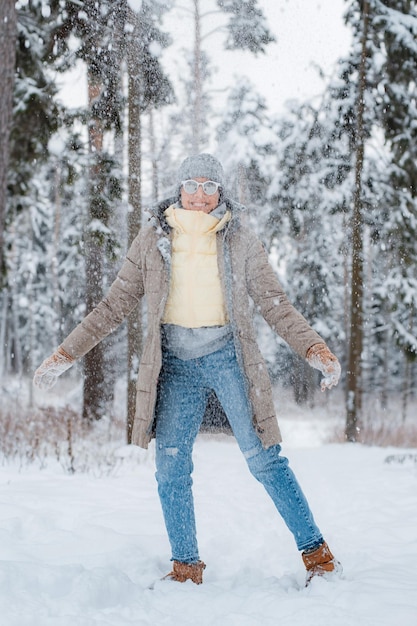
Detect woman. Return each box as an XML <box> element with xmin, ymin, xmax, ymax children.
<box><xmin>34</xmin><ymin>153</ymin><xmax>342</xmax><ymax>586</ymax></box>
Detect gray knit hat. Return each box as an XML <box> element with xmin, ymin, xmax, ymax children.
<box><xmin>177</xmin><ymin>153</ymin><xmax>225</xmax><ymax>187</ymax></box>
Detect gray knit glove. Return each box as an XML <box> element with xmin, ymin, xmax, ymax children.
<box><xmin>33</xmin><ymin>347</ymin><xmax>75</xmax><ymax>390</ymax></box>
<box><xmin>306</xmin><ymin>343</ymin><xmax>341</xmax><ymax>391</ymax></box>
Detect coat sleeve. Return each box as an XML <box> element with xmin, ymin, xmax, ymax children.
<box><xmin>245</xmin><ymin>235</ymin><xmax>324</xmax><ymax>358</ymax></box>
<box><xmin>60</xmin><ymin>234</ymin><xmax>145</xmax><ymax>359</ymax></box>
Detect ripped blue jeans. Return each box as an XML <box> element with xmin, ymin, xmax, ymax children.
<box><xmin>155</xmin><ymin>339</ymin><xmax>323</xmax><ymax>563</ymax></box>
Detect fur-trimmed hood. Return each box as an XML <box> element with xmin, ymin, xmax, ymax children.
<box><xmin>147</xmin><ymin>196</ymin><xmax>247</xmax><ymax>234</ymax></box>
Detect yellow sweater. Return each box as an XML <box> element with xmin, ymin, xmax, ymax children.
<box><xmin>162</xmin><ymin>206</ymin><xmax>231</xmax><ymax>328</ymax></box>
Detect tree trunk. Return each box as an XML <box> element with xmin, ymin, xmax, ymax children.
<box><xmin>0</xmin><ymin>0</ymin><xmax>17</xmax><ymax>287</ymax></box>
<box><xmin>52</xmin><ymin>164</ymin><xmax>62</xmax><ymax>347</ymax></box>
<box><xmin>380</xmin><ymin>329</ymin><xmax>389</xmax><ymax>411</ymax></box>
<box><xmin>192</xmin><ymin>0</ymin><xmax>202</xmax><ymax>154</ymax></box>
<box><xmin>345</xmin><ymin>0</ymin><xmax>369</xmax><ymax>442</ymax></box>
<box><xmin>82</xmin><ymin>74</ymin><xmax>107</xmax><ymax>421</ymax></box>
<box><xmin>402</xmin><ymin>353</ymin><xmax>410</xmax><ymax>423</ymax></box>
<box><xmin>126</xmin><ymin>14</ymin><xmax>143</xmax><ymax>443</ymax></box>
<box><xmin>401</xmin><ymin>305</ymin><xmax>415</xmax><ymax>422</ymax></box>
<box><xmin>0</xmin><ymin>290</ymin><xmax>9</xmax><ymax>379</ymax></box>
<box><xmin>149</xmin><ymin>110</ymin><xmax>159</xmax><ymax>203</ymax></box>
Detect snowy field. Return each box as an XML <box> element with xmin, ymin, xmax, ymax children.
<box><xmin>0</xmin><ymin>404</ymin><xmax>416</xmax><ymax>626</ymax></box>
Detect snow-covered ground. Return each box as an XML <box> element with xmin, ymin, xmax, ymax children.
<box><xmin>0</xmin><ymin>405</ymin><xmax>416</xmax><ymax>626</ymax></box>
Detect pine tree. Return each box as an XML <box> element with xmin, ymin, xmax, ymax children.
<box><xmin>312</xmin><ymin>0</ymin><xmax>382</xmax><ymax>436</ymax></box>
<box><xmin>168</xmin><ymin>0</ymin><xmax>275</xmax><ymax>154</ymax></box>
<box><xmin>371</xmin><ymin>0</ymin><xmax>417</xmax><ymax>419</ymax></box>
<box><xmin>276</xmin><ymin>0</ymin><xmax>417</xmax><ymax>426</ymax></box>
<box><xmin>265</xmin><ymin>98</ymin><xmax>351</xmax><ymax>403</ymax></box>
<box><xmin>345</xmin><ymin>0</ymin><xmax>370</xmax><ymax>441</ymax></box>
<box><xmin>216</xmin><ymin>78</ymin><xmax>273</xmax><ymax>210</ymax></box>
<box><xmin>124</xmin><ymin>0</ymin><xmax>173</xmax><ymax>442</ymax></box>
<box><xmin>43</xmin><ymin>0</ymin><xmax>172</xmax><ymax>424</ymax></box>
<box><xmin>0</xmin><ymin>0</ymin><xmax>17</xmax><ymax>286</ymax></box>
<box><xmin>0</xmin><ymin>1</ymin><xmax>60</xmax><ymax>379</ymax></box>
<box><xmin>217</xmin><ymin>0</ymin><xmax>275</xmax><ymax>53</ymax></box>
<box><xmin>59</xmin><ymin>0</ymin><xmax>125</xmax><ymax>421</ymax></box>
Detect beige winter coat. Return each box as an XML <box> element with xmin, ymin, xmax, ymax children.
<box><xmin>61</xmin><ymin>201</ymin><xmax>324</xmax><ymax>449</ymax></box>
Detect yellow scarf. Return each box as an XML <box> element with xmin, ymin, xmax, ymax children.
<box><xmin>162</xmin><ymin>206</ymin><xmax>231</xmax><ymax>328</ymax></box>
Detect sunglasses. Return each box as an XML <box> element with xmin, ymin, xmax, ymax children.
<box><xmin>181</xmin><ymin>179</ymin><xmax>221</xmax><ymax>196</ymax></box>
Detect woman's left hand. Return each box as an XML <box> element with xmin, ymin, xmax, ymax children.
<box><xmin>306</xmin><ymin>343</ymin><xmax>341</xmax><ymax>391</ymax></box>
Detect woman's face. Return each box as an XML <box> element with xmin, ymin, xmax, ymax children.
<box><xmin>180</xmin><ymin>177</ymin><xmax>220</xmax><ymax>213</ymax></box>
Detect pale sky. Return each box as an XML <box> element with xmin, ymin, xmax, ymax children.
<box><xmin>160</xmin><ymin>0</ymin><xmax>352</xmax><ymax>116</ymax></box>
<box><xmin>58</xmin><ymin>1</ymin><xmax>352</xmax><ymax>119</ymax></box>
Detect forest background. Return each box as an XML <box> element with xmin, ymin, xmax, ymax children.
<box><xmin>0</xmin><ymin>0</ymin><xmax>416</xmax><ymax>459</ymax></box>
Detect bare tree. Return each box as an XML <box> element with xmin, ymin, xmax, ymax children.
<box><xmin>0</xmin><ymin>0</ymin><xmax>17</xmax><ymax>286</ymax></box>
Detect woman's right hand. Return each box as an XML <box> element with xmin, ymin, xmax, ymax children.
<box><xmin>33</xmin><ymin>347</ymin><xmax>75</xmax><ymax>390</ymax></box>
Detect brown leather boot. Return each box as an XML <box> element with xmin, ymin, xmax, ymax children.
<box><xmin>302</xmin><ymin>541</ymin><xmax>341</xmax><ymax>585</ymax></box>
<box><xmin>163</xmin><ymin>560</ymin><xmax>206</xmax><ymax>584</ymax></box>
